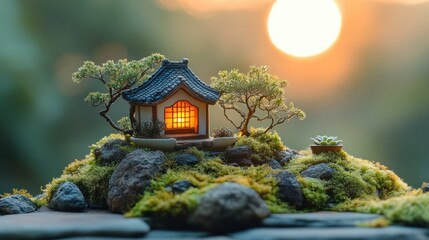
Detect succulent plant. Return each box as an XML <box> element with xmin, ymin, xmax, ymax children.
<box><xmin>311</xmin><ymin>135</ymin><xmax>342</xmax><ymax>146</ymax></box>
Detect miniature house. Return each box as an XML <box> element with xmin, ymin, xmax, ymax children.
<box><xmin>122</xmin><ymin>58</ymin><xmax>220</xmax><ymax>139</ymax></box>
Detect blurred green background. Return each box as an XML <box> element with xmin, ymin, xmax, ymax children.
<box><xmin>1</xmin><ymin>0</ymin><xmax>429</xmax><ymax>194</ymax></box>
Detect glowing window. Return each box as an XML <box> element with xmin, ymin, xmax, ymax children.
<box><xmin>165</xmin><ymin>101</ymin><xmax>197</xmax><ymax>133</ymax></box>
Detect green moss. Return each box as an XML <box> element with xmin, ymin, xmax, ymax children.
<box><xmin>235</xmin><ymin>128</ymin><xmax>286</xmax><ymax>163</ymax></box>
<box><xmin>0</xmin><ymin>188</ymin><xmax>33</xmax><ymax>199</ymax></box>
<box><xmin>285</xmin><ymin>151</ymin><xmax>408</xmax><ymax>205</ymax></box>
<box><xmin>126</xmin><ymin>185</ymin><xmax>212</xmax><ymax>220</ymax></box>
<box><xmin>127</xmin><ymin>140</ymin><xmax>410</xmax><ymax>222</ymax></box>
<box><xmin>183</xmin><ymin>147</ymin><xmax>205</xmax><ymax>161</ymax></box>
<box><xmin>127</xmin><ymin>157</ymin><xmax>293</xmax><ymax>220</ymax></box>
<box><xmin>89</xmin><ymin>133</ymin><xmax>125</xmax><ymax>152</ymax></box>
<box><xmin>335</xmin><ymin>191</ymin><xmax>429</xmax><ymax>226</ymax></box>
<box><xmin>298</xmin><ymin>177</ymin><xmax>329</xmax><ymax>209</ymax></box>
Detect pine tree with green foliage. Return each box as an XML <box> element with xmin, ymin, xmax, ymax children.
<box><xmin>72</xmin><ymin>53</ymin><xmax>164</xmax><ymax>132</ymax></box>
<box><xmin>211</xmin><ymin>65</ymin><xmax>306</xmax><ymax>136</ymax></box>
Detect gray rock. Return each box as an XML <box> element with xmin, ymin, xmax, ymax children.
<box><xmin>301</xmin><ymin>163</ymin><xmax>334</xmax><ymax>180</ymax></box>
<box><xmin>108</xmin><ymin>149</ymin><xmax>166</xmax><ymax>213</ymax></box>
<box><xmin>230</xmin><ymin>226</ymin><xmax>429</xmax><ymax>240</ymax></box>
<box><xmin>273</xmin><ymin>170</ymin><xmax>303</xmax><ymax>208</ymax></box>
<box><xmin>175</xmin><ymin>153</ymin><xmax>200</xmax><ymax>165</ymax></box>
<box><xmin>275</xmin><ymin>149</ymin><xmax>298</xmax><ymax>165</ymax></box>
<box><xmin>95</xmin><ymin>139</ymin><xmax>129</xmax><ymax>165</ymax></box>
<box><xmin>0</xmin><ymin>195</ymin><xmax>37</xmax><ymax>215</ymax></box>
<box><xmin>422</xmin><ymin>183</ymin><xmax>429</xmax><ymax>193</ymax></box>
<box><xmin>224</xmin><ymin>145</ymin><xmax>253</xmax><ymax>166</ymax></box>
<box><xmin>191</xmin><ymin>182</ymin><xmax>270</xmax><ymax>232</ymax></box>
<box><xmin>267</xmin><ymin>159</ymin><xmax>283</xmax><ymax>169</ymax></box>
<box><xmin>172</xmin><ymin>180</ymin><xmax>193</xmax><ymax>193</ymax></box>
<box><xmin>49</xmin><ymin>181</ymin><xmax>86</xmax><ymax>212</ymax></box>
<box><xmin>263</xmin><ymin>212</ymin><xmax>382</xmax><ymax>228</ymax></box>
<box><xmin>0</xmin><ymin>207</ymin><xmax>149</xmax><ymax>239</ymax></box>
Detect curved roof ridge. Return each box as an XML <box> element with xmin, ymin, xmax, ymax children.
<box><xmin>122</xmin><ymin>58</ymin><xmax>220</xmax><ymax>105</ymax></box>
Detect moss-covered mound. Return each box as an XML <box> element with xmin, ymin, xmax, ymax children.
<box><xmin>31</xmin><ymin>132</ymin><xmax>429</xmax><ymax>227</ymax></box>
<box><xmin>126</xmin><ymin>149</ymin><xmax>409</xmax><ymax>221</ymax></box>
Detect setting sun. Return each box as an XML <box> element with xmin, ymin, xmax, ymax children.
<box><xmin>267</xmin><ymin>0</ymin><xmax>342</xmax><ymax>58</ymax></box>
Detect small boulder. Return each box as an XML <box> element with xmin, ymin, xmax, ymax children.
<box><xmin>108</xmin><ymin>149</ymin><xmax>166</xmax><ymax>213</ymax></box>
<box><xmin>267</xmin><ymin>159</ymin><xmax>283</xmax><ymax>169</ymax></box>
<box><xmin>175</xmin><ymin>153</ymin><xmax>200</xmax><ymax>166</ymax></box>
<box><xmin>49</xmin><ymin>181</ymin><xmax>86</xmax><ymax>212</ymax></box>
<box><xmin>224</xmin><ymin>145</ymin><xmax>253</xmax><ymax>167</ymax></box>
<box><xmin>172</xmin><ymin>180</ymin><xmax>193</xmax><ymax>193</ymax></box>
<box><xmin>301</xmin><ymin>163</ymin><xmax>334</xmax><ymax>180</ymax></box>
<box><xmin>191</xmin><ymin>182</ymin><xmax>270</xmax><ymax>232</ymax></box>
<box><xmin>0</xmin><ymin>195</ymin><xmax>37</xmax><ymax>215</ymax></box>
<box><xmin>94</xmin><ymin>139</ymin><xmax>129</xmax><ymax>165</ymax></box>
<box><xmin>273</xmin><ymin>170</ymin><xmax>303</xmax><ymax>208</ymax></box>
<box><xmin>275</xmin><ymin>149</ymin><xmax>298</xmax><ymax>165</ymax></box>
<box><xmin>422</xmin><ymin>183</ymin><xmax>429</xmax><ymax>193</ymax></box>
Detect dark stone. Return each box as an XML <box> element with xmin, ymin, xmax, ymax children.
<box><xmin>49</xmin><ymin>181</ymin><xmax>86</xmax><ymax>212</ymax></box>
<box><xmin>175</xmin><ymin>153</ymin><xmax>200</xmax><ymax>165</ymax></box>
<box><xmin>108</xmin><ymin>149</ymin><xmax>166</xmax><ymax>213</ymax></box>
<box><xmin>0</xmin><ymin>207</ymin><xmax>149</xmax><ymax>239</ymax></box>
<box><xmin>94</xmin><ymin>139</ymin><xmax>129</xmax><ymax>165</ymax></box>
<box><xmin>191</xmin><ymin>182</ymin><xmax>270</xmax><ymax>233</ymax></box>
<box><xmin>262</xmin><ymin>212</ymin><xmax>382</xmax><ymax>228</ymax></box>
<box><xmin>224</xmin><ymin>145</ymin><xmax>253</xmax><ymax>167</ymax></box>
<box><xmin>422</xmin><ymin>183</ymin><xmax>429</xmax><ymax>193</ymax></box>
<box><xmin>0</xmin><ymin>195</ymin><xmax>37</xmax><ymax>215</ymax></box>
<box><xmin>273</xmin><ymin>170</ymin><xmax>304</xmax><ymax>208</ymax></box>
<box><xmin>267</xmin><ymin>159</ymin><xmax>283</xmax><ymax>169</ymax></box>
<box><xmin>301</xmin><ymin>163</ymin><xmax>335</xmax><ymax>180</ymax></box>
<box><xmin>275</xmin><ymin>149</ymin><xmax>298</xmax><ymax>165</ymax></box>
<box><xmin>172</xmin><ymin>180</ymin><xmax>193</xmax><ymax>194</ymax></box>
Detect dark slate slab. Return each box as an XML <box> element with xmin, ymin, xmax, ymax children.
<box><xmin>143</xmin><ymin>230</ymin><xmax>211</xmax><ymax>239</ymax></box>
<box><xmin>0</xmin><ymin>207</ymin><xmax>149</xmax><ymax>239</ymax></box>
<box><xmin>230</xmin><ymin>227</ymin><xmax>429</xmax><ymax>240</ymax></box>
<box><xmin>263</xmin><ymin>212</ymin><xmax>382</xmax><ymax>227</ymax></box>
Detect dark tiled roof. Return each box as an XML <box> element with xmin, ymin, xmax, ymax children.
<box><xmin>122</xmin><ymin>58</ymin><xmax>220</xmax><ymax>105</ymax></box>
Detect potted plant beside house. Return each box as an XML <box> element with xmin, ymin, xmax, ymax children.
<box><xmin>210</xmin><ymin>127</ymin><xmax>238</xmax><ymax>151</ymax></box>
<box><xmin>310</xmin><ymin>135</ymin><xmax>343</xmax><ymax>154</ymax></box>
<box><xmin>131</xmin><ymin>120</ymin><xmax>177</xmax><ymax>151</ymax></box>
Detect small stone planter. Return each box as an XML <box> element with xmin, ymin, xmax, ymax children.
<box><xmin>211</xmin><ymin>137</ymin><xmax>238</xmax><ymax>151</ymax></box>
<box><xmin>310</xmin><ymin>145</ymin><xmax>343</xmax><ymax>155</ymax></box>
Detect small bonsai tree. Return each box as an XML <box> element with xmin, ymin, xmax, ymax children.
<box><xmin>211</xmin><ymin>65</ymin><xmax>306</xmax><ymax>136</ymax></box>
<box><xmin>72</xmin><ymin>53</ymin><xmax>164</xmax><ymax>133</ymax></box>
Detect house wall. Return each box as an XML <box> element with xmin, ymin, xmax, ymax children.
<box><xmin>136</xmin><ymin>106</ymin><xmax>153</xmax><ymax>123</ymax></box>
<box><xmin>156</xmin><ymin>89</ymin><xmax>207</xmax><ymax>136</ymax></box>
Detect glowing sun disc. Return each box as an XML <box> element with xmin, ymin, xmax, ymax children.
<box><xmin>268</xmin><ymin>0</ymin><xmax>342</xmax><ymax>57</ymax></box>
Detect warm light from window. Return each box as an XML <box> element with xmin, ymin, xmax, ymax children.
<box><xmin>165</xmin><ymin>101</ymin><xmax>198</xmax><ymax>132</ymax></box>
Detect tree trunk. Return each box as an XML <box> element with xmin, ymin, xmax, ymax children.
<box><xmin>129</xmin><ymin>104</ymin><xmax>138</xmax><ymax>135</ymax></box>
<box><xmin>100</xmin><ymin>110</ymin><xmax>123</xmax><ymax>132</ymax></box>
<box><xmin>240</xmin><ymin>113</ymin><xmax>253</xmax><ymax>136</ymax></box>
